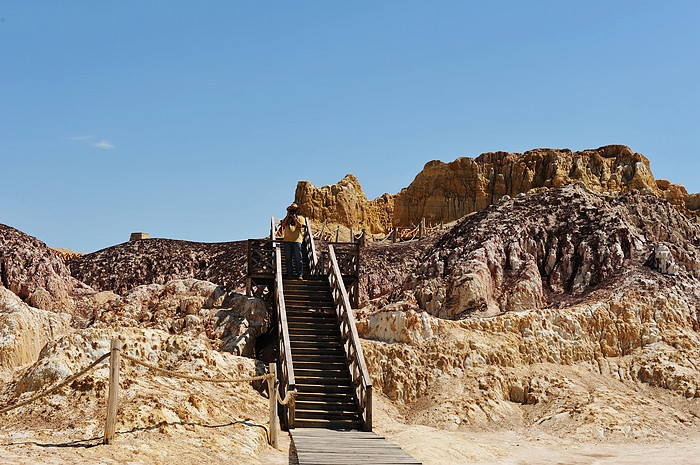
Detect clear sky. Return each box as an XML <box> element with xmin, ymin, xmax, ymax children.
<box><xmin>2</xmin><ymin>1</ymin><xmax>698</xmax><ymax>253</ymax></box>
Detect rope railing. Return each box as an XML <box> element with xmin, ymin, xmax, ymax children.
<box><xmin>0</xmin><ymin>340</ymin><xmax>293</xmax><ymax>450</ymax></box>
<box><xmin>276</xmin><ymin>385</ymin><xmax>297</xmax><ymax>406</ymax></box>
<box><xmin>120</xmin><ymin>353</ymin><xmax>273</xmax><ymax>384</ymax></box>
<box><xmin>0</xmin><ymin>352</ymin><xmax>110</xmax><ymax>416</ymax></box>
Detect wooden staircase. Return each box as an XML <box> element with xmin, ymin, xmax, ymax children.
<box><xmin>248</xmin><ymin>222</ymin><xmax>419</xmax><ymax>463</ymax></box>
<box><xmin>283</xmin><ymin>275</ymin><xmax>364</xmax><ymax>429</ymax></box>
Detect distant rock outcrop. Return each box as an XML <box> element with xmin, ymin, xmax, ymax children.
<box><xmin>359</xmin><ymin>184</ymin><xmax>700</xmax><ymax>319</ymax></box>
<box><xmin>296</xmin><ymin>145</ymin><xmax>699</xmax><ymax>233</ymax></box>
<box><xmin>0</xmin><ymin>224</ymin><xmax>93</xmax><ymax>319</ymax></box>
<box><xmin>295</xmin><ymin>174</ymin><xmax>395</xmax><ymax>234</ymax></box>
<box><xmin>68</xmin><ymin>238</ymin><xmax>248</xmax><ymax>296</ymax></box>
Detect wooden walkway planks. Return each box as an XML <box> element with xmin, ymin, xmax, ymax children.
<box><xmin>291</xmin><ymin>428</ymin><xmax>421</xmax><ymax>465</ymax></box>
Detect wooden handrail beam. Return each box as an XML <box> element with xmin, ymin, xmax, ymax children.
<box><xmin>274</xmin><ymin>243</ymin><xmax>296</xmax><ymax>428</ymax></box>
<box><xmin>328</xmin><ymin>244</ymin><xmax>372</xmax><ymax>431</ymax></box>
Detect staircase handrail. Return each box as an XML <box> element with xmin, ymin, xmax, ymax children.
<box><xmin>303</xmin><ymin>217</ymin><xmax>318</xmax><ymax>274</ymax></box>
<box><xmin>274</xmin><ymin>243</ymin><xmax>296</xmax><ymax>428</ymax></box>
<box><xmin>327</xmin><ymin>244</ymin><xmax>373</xmax><ymax>431</ymax></box>
<box><xmin>270</xmin><ymin>216</ymin><xmax>279</xmax><ymax>241</ymax></box>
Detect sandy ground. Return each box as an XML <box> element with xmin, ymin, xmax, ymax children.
<box><xmin>261</xmin><ymin>393</ymin><xmax>700</xmax><ymax>465</ymax></box>
<box><xmin>2</xmin><ymin>393</ymin><xmax>699</xmax><ymax>465</ymax></box>
<box><xmin>2</xmin><ymin>416</ymin><xmax>699</xmax><ymax>465</ymax></box>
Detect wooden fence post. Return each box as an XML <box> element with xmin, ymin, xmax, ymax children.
<box><xmin>335</xmin><ymin>226</ymin><xmax>340</xmax><ymax>242</ymax></box>
<box><xmin>104</xmin><ymin>338</ymin><xmax>121</xmax><ymax>444</ymax></box>
<box><xmin>319</xmin><ymin>220</ymin><xmax>326</xmax><ymax>240</ymax></box>
<box><xmin>419</xmin><ymin>218</ymin><xmax>426</xmax><ymax>238</ymax></box>
<box><xmin>268</xmin><ymin>362</ymin><xmax>279</xmax><ymax>449</ymax></box>
<box><xmin>391</xmin><ymin>227</ymin><xmax>397</xmax><ymax>243</ymax></box>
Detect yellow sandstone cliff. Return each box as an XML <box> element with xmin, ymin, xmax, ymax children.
<box><xmin>295</xmin><ymin>145</ymin><xmax>699</xmax><ymax>234</ymax></box>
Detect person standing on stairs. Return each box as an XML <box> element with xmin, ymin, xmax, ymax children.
<box><xmin>280</xmin><ymin>203</ymin><xmax>306</xmax><ymax>280</ymax></box>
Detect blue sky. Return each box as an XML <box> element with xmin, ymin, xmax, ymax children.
<box><xmin>1</xmin><ymin>1</ymin><xmax>698</xmax><ymax>253</ymax></box>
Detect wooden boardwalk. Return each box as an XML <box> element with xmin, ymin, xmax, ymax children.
<box><xmin>291</xmin><ymin>428</ymin><xmax>421</xmax><ymax>465</ymax></box>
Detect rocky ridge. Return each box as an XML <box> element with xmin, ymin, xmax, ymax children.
<box><xmin>67</xmin><ymin>238</ymin><xmax>248</xmax><ymax>296</ymax></box>
<box><xmin>353</xmin><ymin>183</ymin><xmax>700</xmax><ymax>440</ymax></box>
<box><xmin>0</xmin><ymin>224</ymin><xmax>93</xmax><ymax>320</ymax></box>
<box><xmin>296</xmin><ymin>145</ymin><xmax>700</xmax><ymax>235</ymax></box>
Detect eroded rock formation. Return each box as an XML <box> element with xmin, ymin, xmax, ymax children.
<box><xmin>0</xmin><ymin>326</ymin><xmax>270</xmax><ymax>463</ymax></box>
<box><xmin>88</xmin><ymin>278</ymin><xmax>268</xmax><ymax>357</ymax></box>
<box><xmin>295</xmin><ymin>173</ymin><xmax>395</xmax><ymax>234</ymax></box>
<box><xmin>0</xmin><ymin>287</ymin><xmax>72</xmax><ymax>371</ymax></box>
<box><xmin>0</xmin><ymin>224</ymin><xmax>94</xmax><ymax>322</ymax></box>
<box><xmin>354</xmin><ymin>183</ymin><xmax>700</xmax><ymax>439</ymax></box>
<box><xmin>68</xmin><ymin>238</ymin><xmax>248</xmax><ymax>295</ymax></box>
<box><xmin>296</xmin><ymin>146</ymin><xmax>699</xmax><ymax>234</ymax></box>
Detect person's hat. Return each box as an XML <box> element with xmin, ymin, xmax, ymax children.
<box><xmin>287</xmin><ymin>203</ymin><xmax>299</xmax><ymax>211</ymax></box>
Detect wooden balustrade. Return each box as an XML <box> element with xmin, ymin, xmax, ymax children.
<box><xmin>273</xmin><ymin>244</ymin><xmax>296</xmax><ymax>428</ymax></box>
<box><xmin>327</xmin><ymin>244</ymin><xmax>372</xmax><ymax>431</ymax></box>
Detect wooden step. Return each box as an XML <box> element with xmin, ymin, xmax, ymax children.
<box><xmin>293</xmin><ymin>418</ymin><xmax>364</xmax><ymax>429</ymax></box>
<box><xmin>287</xmin><ymin>314</ymin><xmax>334</xmax><ymax>321</ymax></box>
<box><xmin>285</xmin><ymin>312</ymin><xmax>336</xmax><ymax>321</ymax></box>
<box><xmin>285</xmin><ymin>309</ymin><xmax>336</xmax><ymax>317</ymax></box>
<box><xmin>294</xmin><ymin>391</ymin><xmax>358</xmax><ymax>403</ymax></box>
<box><xmin>286</xmin><ymin>313</ymin><xmax>336</xmax><ymax>321</ymax></box>
<box><xmin>288</xmin><ymin>331</ymin><xmax>339</xmax><ymax>340</ymax></box>
<box><xmin>296</xmin><ymin>383</ymin><xmax>356</xmax><ymax>394</ymax></box>
<box><xmin>291</xmin><ymin>350</ymin><xmax>346</xmax><ymax>360</ymax></box>
<box><xmin>295</xmin><ymin>375</ymin><xmax>352</xmax><ymax>385</ymax></box>
<box><xmin>291</xmin><ymin>345</ymin><xmax>346</xmax><ymax>354</ymax></box>
<box><xmin>289</xmin><ymin>338</ymin><xmax>343</xmax><ymax>349</ymax></box>
<box><xmin>292</xmin><ymin>361</ymin><xmax>348</xmax><ymax>371</ymax></box>
<box><xmin>284</xmin><ymin>301</ymin><xmax>334</xmax><ymax>309</ymax></box>
<box><xmin>295</xmin><ymin>409</ymin><xmax>362</xmax><ymax>421</ymax></box>
<box><xmin>288</xmin><ymin>330</ymin><xmax>342</xmax><ymax>339</ymax></box>
<box><xmin>290</xmin><ymin>338</ymin><xmax>343</xmax><ymax>347</ymax></box>
<box><xmin>295</xmin><ymin>368</ymin><xmax>350</xmax><ymax>378</ymax></box>
<box><xmin>287</xmin><ymin>327</ymin><xmax>339</xmax><ymax>337</ymax></box>
<box><xmin>295</xmin><ymin>396</ymin><xmax>358</xmax><ymax>407</ymax></box>
<box><xmin>285</xmin><ymin>292</ymin><xmax>330</xmax><ymax>299</ymax></box>
<box><xmin>289</xmin><ymin>342</ymin><xmax>344</xmax><ymax>351</ymax></box>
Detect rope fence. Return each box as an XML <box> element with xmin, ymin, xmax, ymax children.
<box><xmin>120</xmin><ymin>353</ymin><xmax>272</xmax><ymax>384</ymax></box>
<box><xmin>0</xmin><ymin>338</ymin><xmax>292</xmax><ymax>450</ymax></box>
<box><xmin>0</xmin><ymin>352</ymin><xmax>110</xmax><ymax>416</ymax></box>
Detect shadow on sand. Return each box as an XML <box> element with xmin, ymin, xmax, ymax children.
<box><xmin>1</xmin><ymin>419</ymin><xmax>270</xmax><ymax>450</ymax></box>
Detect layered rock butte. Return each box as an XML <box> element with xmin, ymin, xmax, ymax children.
<box><xmin>296</xmin><ymin>145</ymin><xmax>699</xmax><ymax>234</ymax></box>
<box><xmin>1</xmin><ymin>145</ymin><xmax>700</xmax><ymax>464</ymax></box>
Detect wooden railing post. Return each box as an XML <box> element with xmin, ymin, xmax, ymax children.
<box><xmin>104</xmin><ymin>338</ymin><xmax>121</xmax><ymax>444</ymax></box>
<box><xmin>318</xmin><ymin>219</ymin><xmax>327</xmax><ymax>239</ymax></box>
<box><xmin>268</xmin><ymin>362</ymin><xmax>279</xmax><ymax>449</ymax></box>
<box><xmin>365</xmin><ymin>386</ymin><xmax>373</xmax><ymax>431</ymax></box>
